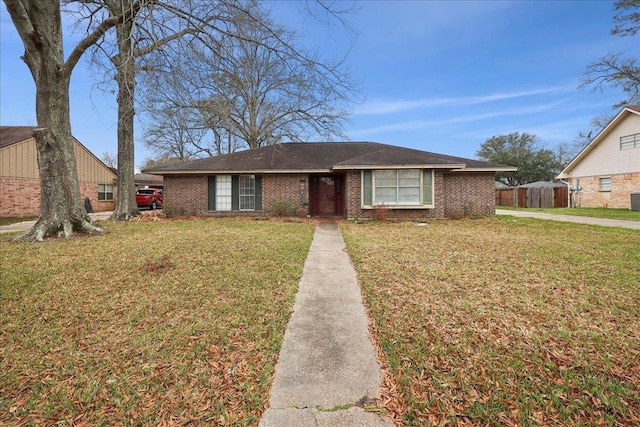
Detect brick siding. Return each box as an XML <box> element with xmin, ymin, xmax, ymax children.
<box><xmin>442</xmin><ymin>171</ymin><xmax>496</xmax><ymax>217</ymax></box>
<box><xmin>164</xmin><ymin>170</ymin><xmax>497</xmax><ymax>220</ymax></box>
<box><xmin>163</xmin><ymin>175</ymin><xmax>208</xmax><ymax>215</ymax></box>
<box><xmin>0</xmin><ymin>177</ymin><xmax>116</xmax><ymax>218</ymax></box>
<box><xmin>572</xmin><ymin>172</ymin><xmax>640</xmax><ymax>209</ymax></box>
<box><xmin>262</xmin><ymin>174</ymin><xmax>310</xmax><ymax>216</ymax></box>
<box><xmin>345</xmin><ymin>170</ymin><xmax>446</xmax><ymax>220</ymax></box>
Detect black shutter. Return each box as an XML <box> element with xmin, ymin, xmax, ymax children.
<box><xmin>231</xmin><ymin>176</ymin><xmax>239</xmax><ymax>210</ymax></box>
<box><xmin>208</xmin><ymin>176</ymin><xmax>216</xmax><ymax>210</ymax></box>
<box><xmin>255</xmin><ymin>175</ymin><xmax>262</xmax><ymax>210</ymax></box>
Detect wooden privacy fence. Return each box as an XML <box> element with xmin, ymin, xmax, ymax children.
<box><xmin>496</xmin><ymin>186</ymin><xmax>568</xmax><ymax>208</ymax></box>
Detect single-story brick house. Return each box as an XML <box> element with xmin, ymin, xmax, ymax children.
<box><xmin>143</xmin><ymin>142</ymin><xmax>516</xmax><ymax>219</ymax></box>
<box><xmin>0</xmin><ymin>126</ymin><xmax>117</xmax><ymax>217</ymax></box>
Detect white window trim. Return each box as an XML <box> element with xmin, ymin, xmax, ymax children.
<box><xmin>620</xmin><ymin>133</ymin><xmax>640</xmax><ymax>150</ymax></box>
<box><xmin>599</xmin><ymin>176</ymin><xmax>612</xmax><ymax>192</ymax></box>
<box><xmin>239</xmin><ymin>175</ymin><xmax>256</xmax><ymax>211</ymax></box>
<box><xmin>98</xmin><ymin>183</ymin><xmax>114</xmax><ymax>201</ymax></box>
<box><xmin>216</xmin><ymin>175</ymin><xmax>232</xmax><ymax>211</ymax></box>
<box><xmin>361</xmin><ymin>169</ymin><xmax>434</xmax><ymax>209</ymax></box>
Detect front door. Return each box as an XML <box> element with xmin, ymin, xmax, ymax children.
<box><xmin>310</xmin><ymin>175</ymin><xmax>344</xmax><ymax>216</ymax></box>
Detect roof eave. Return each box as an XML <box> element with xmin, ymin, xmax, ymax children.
<box><xmin>332</xmin><ymin>163</ymin><xmax>467</xmax><ymax>170</ymax></box>
<box><xmin>559</xmin><ymin>106</ymin><xmax>640</xmax><ymax>176</ymax></box>
<box><xmin>142</xmin><ymin>168</ymin><xmax>333</xmax><ymax>175</ymax></box>
<box><xmin>450</xmin><ymin>166</ymin><xmax>518</xmax><ymax>172</ymax></box>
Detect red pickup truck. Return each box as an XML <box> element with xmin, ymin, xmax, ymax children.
<box><xmin>136</xmin><ymin>188</ymin><xmax>163</xmax><ymax>210</ymax></box>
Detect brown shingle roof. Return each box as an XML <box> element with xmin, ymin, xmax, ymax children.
<box><xmin>144</xmin><ymin>142</ymin><xmax>515</xmax><ymax>174</ymax></box>
<box><xmin>0</xmin><ymin>126</ymin><xmax>36</xmax><ymax>149</ymax></box>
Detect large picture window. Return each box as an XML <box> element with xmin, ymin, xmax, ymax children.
<box><xmin>374</xmin><ymin>169</ymin><xmax>421</xmax><ymax>205</ymax></box>
<box><xmin>362</xmin><ymin>169</ymin><xmax>433</xmax><ymax>208</ymax></box>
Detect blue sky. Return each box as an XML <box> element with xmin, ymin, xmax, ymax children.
<box><xmin>1</xmin><ymin>1</ymin><xmax>637</xmax><ymax>169</ymax></box>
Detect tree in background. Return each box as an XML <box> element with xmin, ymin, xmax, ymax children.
<box><xmin>477</xmin><ymin>133</ymin><xmax>563</xmax><ymax>186</ymax></box>
<box><xmin>101</xmin><ymin>152</ymin><xmax>117</xmax><ymax>169</ymax></box>
<box><xmin>576</xmin><ymin>0</ymin><xmax>639</xmax><ymax>149</ymax></box>
<box><xmin>580</xmin><ymin>0</ymin><xmax>640</xmax><ymax>107</ymax></box>
<box><xmin>139</xmin><ymin>3</ymin><xmax>359</xmax><ymax>160</ymax></box>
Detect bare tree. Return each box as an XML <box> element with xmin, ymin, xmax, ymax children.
<box><xmin>72</xmin><ymin>1</ymin><xmax>248</xmax><ymax>220</ymax></box>
<box><xmin>139</xmin><ymin>2</ymin><xmax>359</xmax><ymax>159</ymax></box>
<box><xmin>2</xmin><ymin>0</ymin><xmax>138</xmax><ymax>241</ymax></box>
<box><xmin>101</xmin><ymin>151</ymin><xmax>118</xmax><ymax>168</ymax></box>
<box><xmin>579</xmin><ymin>0</ymin><xmax>640</xmax><ymax>108</ymax></box>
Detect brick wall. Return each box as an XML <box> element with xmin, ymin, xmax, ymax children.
<box><xmin>0</xmin><ymin>177</ymin><xmax>116</xmax><ymax>218</ymax></box>
<box><xmin>80</xmin><ymin>182</ymin><xmax>116</xmax><ymax>213</ymax></box>
<box><xmin>345</xmin><ymin>170</ymin><xmax>496</xmax><ymax>220</ymax></box>
<box><xmin>163</xmin><ymin>170</ymin><xmax>497</xmax><ymax>220</ymax></box>
<box><xmin>164</xmin><ymin>175</ymin><xmax>208</xmax><ymax>215</ymax></box>
<box><xmin>345</xmin><ymin>170</ymin><xmax>446</xmax><ymax>220</ymax></box>
<box><xmin>262</xmin><ymin>174</ymin><xmax>309</xmax><ymax>216</ymax></box>
<box><xmin>442</xmin><ymin>171</ymin><xmax>495</xmax><ymax>217</ymax></box>
<box><xmin>164</xmin><ymin>174</ymin><xmax>312</xmax><ymax>216</ymax></box>
<box><xmin>573</xmin><ymin>172</ymin><xmax>640</xmax><ymax>209</ymax></box>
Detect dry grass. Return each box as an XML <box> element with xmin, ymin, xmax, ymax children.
<box><xmin>0</xmin><ymin>218</ymin><xmax>315</xmax><ymax>426</ymax></box>
<box><xmin>342</xmin><ymin>217</ymin><xmax>640</xmax><ymax>426</ymax></box>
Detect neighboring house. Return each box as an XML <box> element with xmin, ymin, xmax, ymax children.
<box><xmin>135</xmin><ymin>173</ymin><xmax>164</xmax><ymax>190</ymax></box>
<box><xmin>143</xmin><ymin>141</ymin><xmax>515</xmax><ymax>219</ymax></box>
<box><xmin>0</xmin><ymin>126</ymin><xmax>117</xmax><ymax>217</ymax></box>
<box><xmin>557</xmin><ymin>106</ymin><xmax>640</xmax><ymax>209</ymax></box>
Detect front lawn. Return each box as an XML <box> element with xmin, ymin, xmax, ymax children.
<box><xmin>0</xmin><ymin>219</ymin><xmax>315</xmax><ymax>426</ymax></box>
<box><xmin>342</xmin><ymin>217</ymin><xmax>640</xmax><ymax>426</ymax></box>
<box><xmin>497</xmin><ymin>206</ymin><xmax>640</xmax><ymax>221</ymax></box>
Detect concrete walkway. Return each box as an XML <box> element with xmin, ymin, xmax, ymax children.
<box><xmin>496</xmin><ymin>209</ymin><xmax>640</xmax><ymax>230</ymax></box>
<box><xmin>0</xmin><ymin>211</ymin><xmax>115</xmax><ymax>234</ymax></box>
<box><xmin>259</xmin><ymin>223</ymin><xmax>392</xmax><ymax>427</ymax></box>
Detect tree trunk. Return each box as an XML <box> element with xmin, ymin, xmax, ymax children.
<box><xmin>110</xmin><ymin>7</ymin><xmax>141</xmax><ymax>220</ymax></box>
<box><xmin>8</xmin><ymin>1</ymin><xmax>102</xmax><ymax>241</ymax></box>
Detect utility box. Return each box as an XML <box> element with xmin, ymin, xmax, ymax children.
<box><xmin>631</xmin><ymin>192</ymin><xmax>640</xmax><ymax>211</ymax></box>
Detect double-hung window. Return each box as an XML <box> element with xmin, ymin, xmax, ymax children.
<box><xmin>239</xmin><ymin>175</ymin><xmax>255</xmax><ymax>210</ymax></box>
<box><xmin>208</xmin><ymin>175</ymin><xmax>262</xmax><ymax>211</ymax></box>
<box><xmin>599</xmin><ymin>176</ymin><xmax>611</xmax><ymax>192</ymax></box>
<box><xmin>216</xmin><ymin>175</ymin><xmax>232</xmax><ymax>211</ymax></box>
<box><xmin>98</xmin><ymin>184</ymin><xmax>114</xmax><ymax>201</ymax></box>
<box><xmin>362</xmin><ymin>169</ymin><xmax>433</xmax><ymax>208</ymax></box>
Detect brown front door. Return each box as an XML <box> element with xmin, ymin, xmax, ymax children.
<box><xmin>310</xmin><ymin>175</ymin><xmax>344</xmax><ymax>216</ymax></box>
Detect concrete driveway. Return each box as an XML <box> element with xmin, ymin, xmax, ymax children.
<box><xmin>496</xmin><ymin>209</ymin><xmax>640</xmax><ymax>230</ymax></box>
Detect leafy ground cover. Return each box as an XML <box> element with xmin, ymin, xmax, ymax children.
<box><xmin>497</xmin><ymin>206</ymin><xmax>640</xmax><ymax>221</ymax></box>
<box><xmin>342</xmin><ymin>217</ymin><xmax>640</xmax><ymax>426</ymax></box>
<box><xmin>1</xmin><ymin>218</ymin><xmax>314</xmax><ymax>426</ymax></box>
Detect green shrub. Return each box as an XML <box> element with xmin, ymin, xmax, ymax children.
<box><xmin>163</xmin><ymin>202</ymin><xmax>188</xmax><ymax>217</ymax></box>
<box><xmin>271</xmin><ymin>198</ymin><xmax>297</xmax><ymax>217</ymax></box>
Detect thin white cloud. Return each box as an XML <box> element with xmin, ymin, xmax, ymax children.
<box><xmin>355</xmin><ymin>86</ymin><xmax>572</xmax><ymax>116</ymax></box>
<box><xmin>349</xmin><ymin>101</ymin><xmax>566</xmax><ymax>137</ymax></box>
